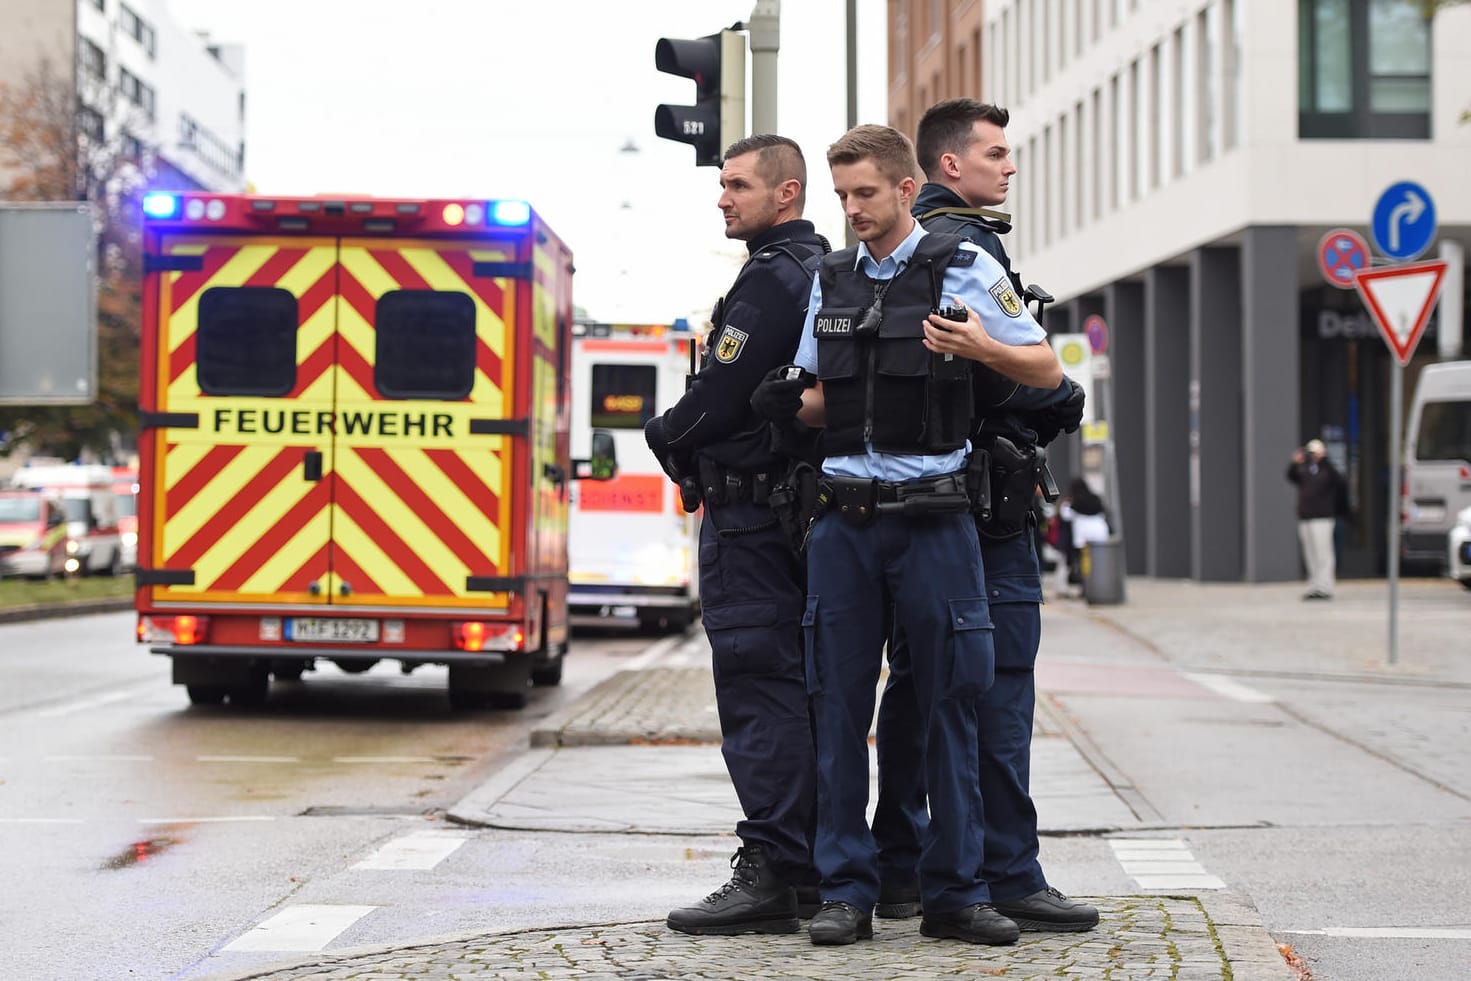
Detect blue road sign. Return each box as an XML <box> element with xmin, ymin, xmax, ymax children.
<box><xmin>1371</xmin><ymin>181</ymin><xmax>1436</xmax><ymax>261</ymax></box>
<box><xmin>1318</xmin><ymin>228</ymin><xmax>1371</xmax><ymax>289</ymax></box>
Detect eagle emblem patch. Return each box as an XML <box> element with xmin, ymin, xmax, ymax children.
<box><xmin>989</xmin><ymin>277</ymin><xmax>1023</xmax><ymax>318</ymax></box>
<box><xmin>714</xmin><ymin>326</ymin><xmax>749</xmax><ymax>363</ymax></box>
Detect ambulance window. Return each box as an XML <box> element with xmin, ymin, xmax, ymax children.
<box><xmin>590</xmin><ymin>364</ymin><xmax>657</xmax><ymax>429</ymax></box>
<box><xmin>196</xmin><ymin>287</ymin><xmax>298</xmax><ymax>396</ymax></box>
<box><xmin>375</xmin><ymin>290</ymin><xmax>476</xmax><ymax>400</ymax></box>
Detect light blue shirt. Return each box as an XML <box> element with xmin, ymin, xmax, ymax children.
<box><xmin>794</xmin><ymin>220</ymin><xmax>1047</xmax><ymax>480</ymax></box>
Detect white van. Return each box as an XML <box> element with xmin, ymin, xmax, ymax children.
<box><xmin>567</xmin><ymin>322</ymin><xmax>701</xmax><ymax>633</ymax></box>
<box><xmin>1402</xmin><ymin>361</ymin><xmax>1471</xmax><ymax>573</ymax></box>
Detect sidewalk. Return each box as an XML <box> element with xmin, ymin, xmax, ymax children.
<box><xmin>186</xmin><ymin>576</ymin><xmax>1428</xmax><ymax>981</ymax></box>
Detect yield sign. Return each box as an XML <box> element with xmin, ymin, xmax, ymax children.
<box><xmin>1352</xmin><ymin>259</ymin><xmax>1448</xmax><ymax>365</ymax></box>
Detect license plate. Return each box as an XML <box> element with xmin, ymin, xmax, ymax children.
<box><xmin>286</xmin><ymin>617</ymin><xmax>379</xmax><ymax>643</ymax></box>
<box><xmin>1411</xmin><ymin>503</ymin><xmax>1446</xmax><ymax>523</ymax></box>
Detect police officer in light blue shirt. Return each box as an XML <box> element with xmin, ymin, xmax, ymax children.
<box><xmin>751</xmin><ymin>124</ymin><xmax>1060</xmax><ymax>949</ymax></box>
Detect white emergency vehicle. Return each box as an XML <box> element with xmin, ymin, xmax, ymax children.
<box><xmin>568</xmin><ymin>322</ymin><xmax>701</xmax><ymax>632</ymax></box>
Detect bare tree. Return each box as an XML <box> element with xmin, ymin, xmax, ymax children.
<box><xmin>0</xmin><ymin>54</ymin><xmax>154</xmax><ymax>460</ymax></box>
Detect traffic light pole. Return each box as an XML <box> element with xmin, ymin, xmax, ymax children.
<box><xmin>748</xmin><ymin>0</ymin><xmax>780</xmax><ymax>134</ymax></box>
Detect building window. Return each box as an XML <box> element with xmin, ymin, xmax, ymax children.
<box><xmin>1224</xmin><ymin>0</ymin><xmax>1242</xmax><ymax>149</ymax></box>
<box><xmin>1091</xmin><ymin>87</ymin><xmax>1103</xmax><ymax>220</ymax></box>
<box><xmin>1299</xmin><ymin>0</ymin><xmax>1430</xmax><ymax>138</ymax></box>
<box><xmin>1148</xmin><ymin>44</ymin><xmax>1162</xmax><ymax>190</ymax></box>
<box><xmin>1171</xmin><ymin>26</ymin><xmax>1186</xmax><ymax>180</ymax></box>
<box><xmin>90</xmin><ymin>0</ymin><xmax>103</xmax><ymax>9</ymax></box>
<box><xmin>119</xmin><ymin>3</ymin><xmax>157</xmax><ymax>58</ymax></box>
<box><xmin>119</xmin><ymin>67</ymin><xmax>155</xmax><ymax>121</ymax></box>
<box><xmin>1197</xmin><ymin>7</ymin><xmax>1217</xmax><ymax>163</ymax></box>
<box><xmin>78</xmin><ymin>38</ymin><xmax>105</xmax><ymax>81</ymax></box>
<box><xmin>179</xmin><ymin>113</ymin><xmax>243</xmax><ymax>178</ymax></box>
<box><xmin>77</xmin><ymin>103</ymin><xmax>104</xmax><ymax>141</ymax></box>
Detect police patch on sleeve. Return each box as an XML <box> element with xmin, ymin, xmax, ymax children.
<box><xmin>714</xmin><ymin>326</ymin><xmax>750</xmax><ymax>363</ymax></box>
<box><xmin>988</xmin><ymin>276</ymin><xmax>1024</xmax><ymax>318</ymax></box>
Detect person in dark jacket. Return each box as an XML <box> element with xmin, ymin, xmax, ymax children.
<box><xmin>1287</xmin><ymin>438</ymin><xmax>1344</xmax><ymax>599</ymax></box>
<box><xmin>646</xmin><ymin>134</ymin><xmax>828</xmax><ymax>937</ymax></box>
<box><xmin>871</xmin><ymin>98</ymin><xmax>1099</xmax><ymax>935</ymax></box>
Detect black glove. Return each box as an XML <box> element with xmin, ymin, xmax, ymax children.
<box><xmin>1033</xmin><ymin>376</ymin><xmax>1085</xmax><ymax>446</ymax></box>
<box><xmin>644</xmin><ymin>415</ymin><xmax>690</xmax><ymax>483</ymax></box>
<box><xmin>750</xmin><ymin>365</ymin><xmax>812</xmax><ymax>422</ymax></box>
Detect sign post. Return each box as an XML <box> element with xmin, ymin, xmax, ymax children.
<box><xmin>1352</xmin><ymin>258</ymin><xmax>1448</xmax><ymax>666</ymax></box>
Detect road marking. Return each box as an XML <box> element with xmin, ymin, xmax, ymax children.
<box><xmin>1109</xmin><ymin>838</ymin><xmax>1225</xmax><ymax>889</ymax></box>
<box><xmin>351</xmin><ymin>830</ymin><xmax>469</xmax><ymax>870</ymax></box>
<box><xmin>1182</xmin><ymin>672</ymin><xmax>1275</xmax><ymax>703</ymax></box>
<box><xmin>34</xmin><ymin>690</ymin><xmax>139</xmax><ymax>718</ymax></box>
<box><xmin>626</xmin><ymin>631</ymin><xmax>702</xmax><ymax>671</ymax></box>
<box><xmin>222</xmin><ymin>904</ymin><xmax>378</xmax><ymax>952</ymax></box>
<box><xmin>0</xmin><ymin>817</ymin><xmax>86</xmax><ymax>825</ymax></box>
<box><xmin>46</xmin><ymin>754</ymin><xmax>154</xmax><ymax>762</ymax></box>
<box><xmin>137</xmin><ymin>815</ymin><xmax>276</xmax><ymax>825</ymax></box>
<box><xmin>1282</xmin><ymin>927</ymin><xmax>1471</xmax><ymax>940</ymax></box>
<box><xmin>196</xmin><ymin>755</ymin><xmax>301</xmax><ymax>763</ymax></box>
<box><xmin>332</xmin><ymin>756</ymin><xmax>439</xmax><ymax>764</ymax></box>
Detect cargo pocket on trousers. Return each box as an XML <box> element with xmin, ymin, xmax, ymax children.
<box><xmin>945</xmin><ymin>596</ymin><xmax>996</xmax><ymax>698</ymax></box>
<box><xmin>801</xmin><ymin>595</ymin><xmax>822</xmax><ymax>695</ymax></box>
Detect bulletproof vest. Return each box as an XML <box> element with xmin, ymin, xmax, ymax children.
<box><xmin>812</xmin><ymin>232</ymin><xmax>973</xmax><ymax>456</ymax></box>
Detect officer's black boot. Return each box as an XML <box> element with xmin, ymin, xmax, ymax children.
<box><xmin>666</xmin><ymin>844</ymin><xmax>800</xmax><ymax>936</ymax></box>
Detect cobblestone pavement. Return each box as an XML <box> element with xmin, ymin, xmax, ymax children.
<box><xmin>211</xmin><ymin>894</ymin><xmax>1286</xmax><ymax>981</ymax></box>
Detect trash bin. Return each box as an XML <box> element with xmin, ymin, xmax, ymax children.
<box><xmin>1082</xmin><ymin>536</ymin><xmax>1126</xmax><ymax>605</ymax></box>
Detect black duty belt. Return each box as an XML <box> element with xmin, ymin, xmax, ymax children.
<box><xmin>824</xmin><ymin>472</ymin><xmax>971</xmax><ymax>525</ymax></box>
<box><xmin>698</xmin><ymin>457</ymin><xmax>778</xmax><ymax>506</ymax></box>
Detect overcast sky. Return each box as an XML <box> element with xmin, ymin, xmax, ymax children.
<box><xmin>163</xmin><ymin>0</ymin><xmax>888</xmax><ymax>325</ymax></box>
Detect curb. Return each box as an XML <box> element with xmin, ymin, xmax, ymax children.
<box><xmin>0</xmin><ymin>596</ymin><xmax>133</xmax><ymax>624</ymax></box>
<box><xmin>1197</xmin><ymin>891</ymin><xmax>1299</xmax><ymax>981</ymax></box>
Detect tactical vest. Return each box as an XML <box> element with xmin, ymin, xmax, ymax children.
<box><xmin>812</xmin><ymin>232</ymin><xmax>973</xmax><ymax>456</ymax></box>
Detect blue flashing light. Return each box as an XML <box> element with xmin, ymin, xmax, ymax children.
<box><xmin>490</xmin><ymin>200</ymin><xmax>531</xmax><ymax>226</ymax></box>
<box><xmin>142</xmin><ymin>192</ymin><xmax>178</xmax><ymax>219</ymax></box>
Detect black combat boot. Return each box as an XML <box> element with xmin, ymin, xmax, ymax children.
<box><xmin>666</xmin><ymin>844</ymin><xmax>800</xmax><ymax>936</ymax></box>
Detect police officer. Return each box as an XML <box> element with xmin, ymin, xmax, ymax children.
<box><xmin>870</xmin><ymin>99</ymin><xmax>1098</xmax><ymax>933</ymax></box>
<box><xmin>645</xmin><ymin>134</ymin><xmax>829</xmax><ymax>937</ymax></box>
<box><xmin>753</xmin><ymin>124</ymin><xmax>1061</xmax><ymax>948</ymax></box>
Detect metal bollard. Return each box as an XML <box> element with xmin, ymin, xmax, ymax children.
<box><xmin>1082</xmin><ymin>537</ymin><xmax>1127</xmax><ymax>605</ymax></box>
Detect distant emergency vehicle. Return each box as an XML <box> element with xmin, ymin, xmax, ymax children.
<box><xmin>135</xmin><ymin>190</ymin><xmax>612</xmax><ymax>708</ymax></box>
<box><xmin>0</xmin><ymin>490</ymin><xmax>70</xmax><ymax>579</ymax></box>
<box><xmin>568</xmin><ymin>321</ymin><xmax>700</xmax><ymax>632</ymax></box>
<box><xmin>8</xmin><ymin>463</ymin><xmax>123</xmax><ymax>576</ymax></box>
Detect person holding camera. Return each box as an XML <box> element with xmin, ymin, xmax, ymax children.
<box><xmin>1287</xmin><ymin>438</ymin><xmax>1344</xmax><ymax>600</ymax></box>
<box><xmin>752</xmin><ymin>124</ymin><xmax>1058</xmax><ymax>948</ymax></box>
<box><xmin>645</xmin><ymin>135</ymin><xmax>831</xmax><ymax>938</ymax></box>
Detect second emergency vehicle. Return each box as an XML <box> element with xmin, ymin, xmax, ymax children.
<box><xmin>569</xmin><ymin>322</ymin><xmax>700</xmax><ymax>632</ymax></box>
<box><xmin>135</xmin><ymin>191</ymin><xmax>613</xmax><ymax>708</ymax></box>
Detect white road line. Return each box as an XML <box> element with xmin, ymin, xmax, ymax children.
<box><xmin>332</xmin><ymin>756</ymin><xmax>438</xmax><ymax>764</ymax></box>
<box><xmin>626</xmin><ymin>631</ymin><xmax>700</xmax><ymax>671</ymax></box>
<box><xmin>0</xmin><ymin>817</ymin><xmax>86</xmax><ymax>825</ymax></box>
<box><xmin>46</xmin><ymin>754</ymin><xmax>154</xmax><ymax>762</ymax></box>
<box><xmin>196</xmin><ymin>755</ymin><xmax>301</xmax><ymax>763</ymax></box>
<box><xmin>137</xmin><ymin>815</ymin><xmax>276</xmax><ymax>825</ymax></box>
<box><xmin>1110</xmin><ymin>838</ymin><xmax>1226</xmax><ymax>890</ymax></box>
<box><xmin>351</xmin><ymin>830</ymin><xmax>469</xmax><ymax>871</ymax></box>
<box><xmin>222</xmin><ymin>904</ymin><xmax>378</xmax><ymax>952</ymax></box>
<box><xmin>1282</xmin><ymin>927</ymin><xmax>1471</xmax><ymax>940</ymax></box>
<box><xmin>1182</xmin><ymin>672</ymin><xmax>1275</xmax><ymax>703</ymax></box>
<box><xmin>34</xmin><ymin>690</ymin><xmax>138</xmax><ymax>718</ymax></box>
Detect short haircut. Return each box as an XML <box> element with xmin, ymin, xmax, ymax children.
<box><xmin>723</xmin><ymin>134</ymin><xmax>808</xmax><ymax>210</ymax></box>
<box><xmin>915</xmin><ymin>99</ymin><xmax>1011</xmax><ymax>179</ymax></box>
<box><xmin>825</xmin><ymin>124</ymin><xmax>918</xmax><ymax>186</ymax></box>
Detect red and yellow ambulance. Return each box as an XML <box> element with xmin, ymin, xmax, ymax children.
<box><xmin>136</xmin><ymin>191</ymin><xmax>610</xmax><ymax>708</ymax></box>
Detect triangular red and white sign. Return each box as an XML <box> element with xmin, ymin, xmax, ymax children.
<box><xmin>1352</xmin><ymin>259</ymin><xmax>1448</xmax><ymax>364</ymax></box>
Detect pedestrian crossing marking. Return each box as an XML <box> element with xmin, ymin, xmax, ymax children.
<box><xmin>1182</xmin><ymin>672</ymin><xmax>1274</xmax><ymax>703</ymax></box>
<box><xmin>1109</xmin><ymin>838</ymin><xmax>1225</xmax><ymax>889</ymax></box>
<box><xmin>223</xmin><ymin>904</ymin><xmax>378</xmax><ymax>952</ymax></box>
<box><xmin>352</xmin><ymin>830</ymin><xmax>470</xmax><ymax>870</ymax></box>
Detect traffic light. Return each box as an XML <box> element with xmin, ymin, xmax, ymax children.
<box><xmin>654</xmin><ymin>29</ymin><xmax>746</xmax><ymax>167</ymax></box>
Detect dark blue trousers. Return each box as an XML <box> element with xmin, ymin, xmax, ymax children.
<box><xmin>873</xmin><ymin>528</ymin><xmax>1048</xmax><ymax>902</ymax></box>
<box><xmin>804</xmin><ymin>508</ymin><xmax>996</xmax><ymax>913</ymax></box>
<box><xmin>699</xmin><ymin>501</ymin><xmax>815</xmax><ymax>884</ymax></box>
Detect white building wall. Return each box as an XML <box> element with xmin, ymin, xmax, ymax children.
<box><xmin>75</xmin><ymin>0</ymin><xmax>245</xmax><ymax>192</ymax></box>
<box><xmin>987</xmin><ymin>0</ymin><xmax>1471</xmax><ymax>300</ymax></box>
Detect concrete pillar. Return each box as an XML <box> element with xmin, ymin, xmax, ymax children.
<box><xmin>1107</xmin><ymin>282</ymin><xmax>1146</xmax><ymax>574</ymax></box>
<box><xmin>1191</xmin><ymin>247</ymin><xmax>1243</xmax><ymax>581</ymax></box>
<box><xmin>1241</xmin><ymin>226</ymin><xmax>1301</xmax><ymax>581</ymax></box>
<box><xmin>1145</xmin><ymin>266</ymin><xmax>1192</xmax><ymax>578</ymax></box>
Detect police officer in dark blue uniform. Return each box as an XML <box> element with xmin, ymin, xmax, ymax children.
<box><xmin>753</xmin><ymin>124</ymin><xmax>1063</xmax><ymax>948</ymax></box>
<box><xmin>870</xmin><ymin>99</ymin><xmax>1099</xmax><ymax>933</ymax></box>
<box><xmin>646</xmin><ymin>135</ymin><xmax>830</xmax><ymax>937</ymax></box>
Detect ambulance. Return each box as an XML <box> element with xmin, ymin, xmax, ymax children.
<box><xmin>135</xmin><ymin>191</ymin><xmax>613</xmax><ymax>709</ymax></box>
<box><xmin>0</xmin><ymin>490</ymin><xmax>70</xmax><ymax>579</ymax></box>
<box><xmin>8</xmin><ymin>463</ymin><xmax>124</xmax><ymax>576</ymax></box>
<box><xmin>568</xmin><ymin>321</ymin><xmax>700</xmax><ymax>632</ymax></box>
